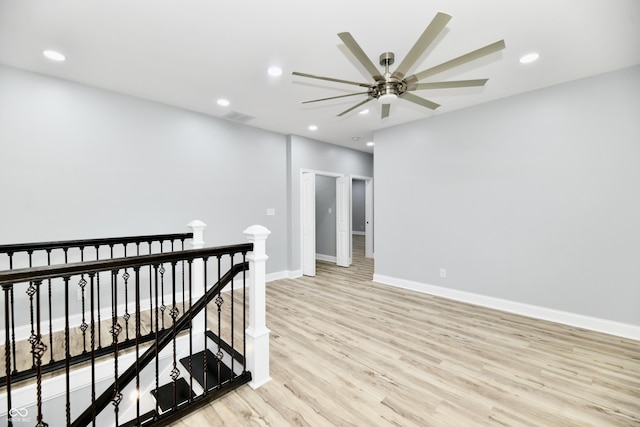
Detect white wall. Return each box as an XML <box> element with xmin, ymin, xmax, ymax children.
<box><xmin>0</xmin><ymin>65</ymin><xmax>288</xmax><ymax>273</ymax></box>
<box><xmin>352</xmin><ymin>179</ymin><xmax>366</xmax><ymax>233</ymax></box>
<box><xmin>374</xmin><ymin>65</ymin><xmax>640</xmax><ymax>328</ymax></box>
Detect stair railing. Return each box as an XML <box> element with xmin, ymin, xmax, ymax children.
<box><xmin>0</xmin><ymin>231</ymin><xmax>193</xmax><ymax>387</ymax></box>
<box><xmin>0</xmin><ymin>224</ymin><xmax>271</xmax><ymax>426</ymax></box>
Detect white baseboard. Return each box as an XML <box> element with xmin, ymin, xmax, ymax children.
<box><xmin>352</xmin><ymin>231</ymin><xmax>365</xmax><ymax>236</ymax></box>
<box><xmin>285</xmin><ymin>269</ymin><xmax>303</xmax><ymax>279</ymax></box>
<box><xmin>266</xmin><ymin>271</ymin><xmax>290</xmax><ymax>282</ymax></box>
<box><xmin>372</xmin><ymin>274</ymin><xmax>640</xmax><ymax>341</ymax></box>
<box><xmin>316</xmin><ymin>254</ymin><xmax>336</xmax><ymax>263</ymax></box>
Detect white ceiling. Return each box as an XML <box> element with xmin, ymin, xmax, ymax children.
<box><xmin>1</xmin><ymin>0</ymin><xmax>639</xmax><ymax>153</ymax></box>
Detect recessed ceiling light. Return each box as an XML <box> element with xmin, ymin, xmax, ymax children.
<box><xmin>359</xmin><ymin>109</ymin><xmax>369</xmax><ymax>115</ymax></box>
<box><xmin>366</xmin><ymin>141</ymin><xmax>375</xmax><ymax>147</ymax></box>
<box><xmin>352</xmin><ymin>136</ymin><xmax>360</xmax><ymax>141</ymax></box>
<box><xmin>42</xmin><ymin>50</ymin><xmax>66</xmax><ymax>61</ymax></box>
<box><xmin>217</xmin><ymin>98</ymin><xmax>230</xmax><ymax>107</ymax></box>
<box><xmin>267</xmin><ymin>66</ymin><xmax>283</xmax><ymax>77</ymax></box>
<box><xmin>519</xmin><ymin>52</ymin><xmax>540</xmax><ymax>64</ymax></box>
<box><xmin>308</xmin><ymin>125</ymin><xmax>318</xmax><ymax>131</ymax></box>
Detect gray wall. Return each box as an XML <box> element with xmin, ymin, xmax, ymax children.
<box><xmin>315</xmin><ymin>175</ymin><xmax>337</xmax><ymax>257</ymax></box>
<box><xmin>0</xmin><ymin>65</ymin><xmax>288</xmax><ymax>273</ymax></box>
<box><xmin>287</xmin><ymin>135</ymin><xmax>373</xmax><ymax>272</ymax></box>
<box><xmin>374</xmin><ymin>65</ymin><xmax>640</xmax><ymax>326</ymax></box>
<box><xmin>352</xmin><ymin>179</ymin><xmax>366</xmax><ymax>233</ymax></box>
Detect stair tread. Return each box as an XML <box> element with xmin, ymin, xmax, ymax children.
<box><xmin>179</xmin><ymin>349</ymin><xmax>234</xmax><ymax>391</ymax></box>
<box><xmin>150</xmin><ymin>377</ymin><xmax>195</xmax><ymax>413</ymax></box>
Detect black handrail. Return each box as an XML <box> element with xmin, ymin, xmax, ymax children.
<box><xmin>0</xmin><ymin>233</ymin><xmax>193</xmax><ymax>255</ymax></box>
<box><xmin>70</xmin><ymin>260</ymin><xmax>249</xmax><ymax>427</ymax></box>
<box><xmin>0</xmin><ymin>244</ymin><xmax>252</xmax><ymax>286</ymax></box>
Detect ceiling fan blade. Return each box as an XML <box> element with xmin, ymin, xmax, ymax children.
<box><xmin>302</xmin><ymin>92</ymin><xmax>370</xmax><ymax>104</ymax></box>
<box><xmin>381</xmin><ymin>104</ymin><xmax>391</xmax><ymax>119</ymax></box>
<box><xmin>407</xmin><ymin>79</ymin><xmax>488</xmax><ymax>91</ymax></box>
<box><xmin>337</xmin><ymin>32</ymin><xmax>384</xmax><ymax>81</ymax></box>
<box><xmin>405</xmin><ymin>40</ymin><xmax>506</xmax><ymax>84</ymax></box>
<box><xmin>400</xmin><ymin>92</ymin><xmax>441</xmax><ymax>110</ymax></box>
<box><xmin>391</xmin><ymin>12</ymin><xmax>451</xmax><ymax>81</ymax></box>
<box><xmin>337</xmin><ymin>97</ymin><xmax>374</xmax><ymax>117</ymax></box>
<box><xmin>292</xmin><ymin>71</ymin><xmax>372</xmax><ymax>88</ymax></box>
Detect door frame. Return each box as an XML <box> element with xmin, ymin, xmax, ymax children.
<box><xmin>300</xmin><ymin>169</ymin><xmax>344</xmax><ymax>276</ymax></box>
<box><xmin>350</xmin><ymin>175</ymin><xmax>374</xmax><ymax>259</ymax></box>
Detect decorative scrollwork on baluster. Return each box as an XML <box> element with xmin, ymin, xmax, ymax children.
<box><xmin>78</xmin><ymin>276</ymin><xmax>88</xmax><ymax>353</ymax></box>
<box><xmin>215</xmin><ymin>294</ymin><xmax>224</xmax><ymax>308</ymax></box>
<box><xmin>170</xmin><ymin>366</ymin><xmax>180</xmax><ymax>382</ymax></box>
<box><xmin>110</xmin><ymin>322</ymin><xmax>123</xmax><ymax>339</ymax></box>
<box><xmin>159</xmin><ymin>265</ymin><xmax>166</xmax><ymax>329</ymax></box>
<box><xmin>122</xmin><ymin>270</ymin><xmax>131</xmax><ymax>340</ymax></box>
<box><xmin>26</xmin><ymin>282</ymin><xmax>37</xmax><ymax>368</ymax></box>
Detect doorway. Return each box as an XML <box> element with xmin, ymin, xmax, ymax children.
<box><xmin>301</xmin><ymin>171</ymin><xmax>373</xmax><ymax>277</ymax></box>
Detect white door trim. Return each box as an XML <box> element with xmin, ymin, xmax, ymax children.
<box><xmin>299</xmin><ymin>169</ymin><xmax>343</xmax><ymax>276</ymax></box>
<box><xmin>351</xmin><ymin>175</ymin><xmax>374</xmax><ymax>259</ymax></box>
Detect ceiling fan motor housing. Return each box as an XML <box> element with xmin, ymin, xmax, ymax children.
<box><xmin>379</xmin><ymin>52</ymin><xmax>395</xmax><ymax>67</ymax></box>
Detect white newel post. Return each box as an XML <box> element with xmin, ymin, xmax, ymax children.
<box><xmin>243</xmin><ymin>225</ymin><xmax>272</xmax><ymax>389</ymax></box>
<box><xmin>187</xmin><ymin>220</ymin><xmax>207</xmax><ymax>335</ymax></box>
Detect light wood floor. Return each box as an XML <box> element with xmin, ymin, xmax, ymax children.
<box><xmin>170</xmin><ymin>236</ymin><xmax>640</xmax><ymax>427</ymax></box>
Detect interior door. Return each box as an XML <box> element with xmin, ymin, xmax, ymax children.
<box><xmin>302</xmin><ymin>172</ymin><xmax>316</xmax><ymax>276</ymax></box>
<box><xmin>365</xmin><ymin>178</ymin><xmax>374</xmax><ymax>258</ymax></box>
<box><xmin>336</xmin><ymin>175</ymin><xmax>350</xmax><ymax>267</ymax></box>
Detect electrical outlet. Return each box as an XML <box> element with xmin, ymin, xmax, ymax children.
<box><xmin>440</xmin><ymin>268</ymin><xmax>446</xmax><ymax>278</ymax></box>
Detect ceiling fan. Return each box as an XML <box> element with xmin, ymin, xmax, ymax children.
<box><xmin>292</xmin><ymin>12</ymin><xmax>505</xmax><ymax>118</ymax></box>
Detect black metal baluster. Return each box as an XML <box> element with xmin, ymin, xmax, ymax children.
<box><xmin>78</xmin><ymin>275</ymin><xmax>88</xmax><ymax>354</ymax></box>
<box><xmin>160</xmin><ymin>262</ymin><xmax>166</xmax><ymax>330</ymax></box>
<box><xmin>203</xmin><ymin>258</ymin><xmax>209</xmax><ymax>393</ymax></box>
<box><xmin>8</xmin><ymin>251</ymin><xmax>17</xmax><ymax>375</ymax></box>
<box><xmin>96</xmin><ymin>246</ymin><xmax>102</xmax><ymax>349</ymax></box>
<box><xmin>134</xmin><ymin>266</ymin><xmax>141</xmax><ymax>424</ymax></box>
<box><xmin>33</xmin><ymin>280</ymin><xmax>48</xmax><ymax>427</ymax></box>
<box><xmin>148</xmin><ymin>242</ymin><xmax>154</xmax><ymax>335</ymax></box>
<box><xmin>89</xmin><ymin>273</ymin><xmax>97</xmax><ymax>426</ymax></box>
<box><xmin>180</xmin><ymin>240</ymin><xmax>186</xmax><ymax>315</ymax></box>
<box><xmin>215</xmin><ymin>255</ymin><xmax>224</xmax><ymax>387</ymax></box>
<box><xmin>243</xmin><ymin>251</ymin><xmax>247</xmax><ymax>373</ymax></box>
<box><xmin>46</xmin><ymin>250</ymin><xmax>53</xmax><ymax>364</ymax></box>
<box><xmin>154</xmin><ymin>263</ymin><xmax>160</xmax><ymax>416</ymax></box>
<box><xmin>10</xmin><ymin>284</ymin><xmax>17</xmax><ymax>375</ymax></box>
<box><xmin>110</xmin><ymin>269</ymin><xmax>123</xmax><ymax>426</ymax></box>
<box><xmin>64</xmin><ymin>276</ymin><xmax>71</xmax><ymax>425</ymax></box>
<box><xmin>170</xmin><ymin>262</ymin><xmax>180</xmax><ymax>411</ymax></box>
<box><xmin>187</xmin><ymin>260</ymin><xmax>194</xmax><ymax>403</ymax></box>
<box><xmin>230</xmin><ymin>253</ymin><xmax>235</xmax><ymax>377</ymax></box>
<box><xmin>3</xmin><ymin>284</ymin><xmax>13</xmax><ymax>427</ymax></box>
<box><xmin>123</xmin><ymin>245</ymin><xmax>130</xmax><ymax>342</ymax></box>
<box><xmin>79</xmin><ymin>249</ymin><xmax>88</xmax><ymax>354</ymax></box>
<box><xmin>27</xmin><ymin>279</ymin><xmax>37</xmax><ymax>370</ymax></box>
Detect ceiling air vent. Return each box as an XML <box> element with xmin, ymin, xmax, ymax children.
<box><xmin>222</xmin><ymin>111</ymin><xmax>255</xmax><ymax>124</ymax></box>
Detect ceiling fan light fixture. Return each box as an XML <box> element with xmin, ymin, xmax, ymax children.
<box><xmin>378</xmin><ymin>93</ymin><xmax>398</xmax><ymax>104</ymax></box>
